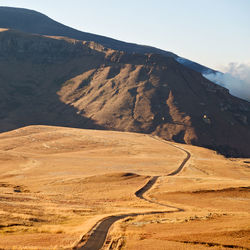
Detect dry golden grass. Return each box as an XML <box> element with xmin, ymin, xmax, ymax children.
<box><xmin>105</xmin><ymin>140</ymin><xmax>250</xmax><ymax>250</ymax></box>
<box><xmin>0</xmin><ymin>126</ymin><xmax>249</xmax><ymax>249</ymax></box>
<box><xmin>0</xmin><ymin>125</ymin><xmax>184</xmax><ymax>249</ymax></box>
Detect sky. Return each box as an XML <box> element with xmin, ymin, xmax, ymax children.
<box><xmin>0</xmin><ymin>0</ymin><xmax>249</xmax><ymax>71</ymax></box>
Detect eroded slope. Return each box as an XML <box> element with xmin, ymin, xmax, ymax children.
<box><xmin>0</xmin><ymin>30</ymin><xmax>250</xmax><ymax>156</ymax></box>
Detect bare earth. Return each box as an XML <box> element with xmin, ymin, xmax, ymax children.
<box><xmin>0</xmin><ymin>125</ymin><xmax>249</xmax><ymax>249</ymax></box>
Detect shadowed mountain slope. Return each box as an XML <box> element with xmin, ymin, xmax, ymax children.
<box><xmin>0</xmin><ymin>29</ymin><xmax>249</xmax><ymax>157</ymax></box>
<box><xmin>0</xmin><ymin>6</ymin><xmax>215</xmax><ymax>74</ymax></box>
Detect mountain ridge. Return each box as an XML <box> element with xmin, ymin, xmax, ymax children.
<box><xmin>0</xmin><ymin>29</ymin><xmax>249</xmax><ymax>157</ymax></box>
<box><xmin>0</xmin><ymin>6</ymin><xmax>216</xmax><ymax>74</ymax></box>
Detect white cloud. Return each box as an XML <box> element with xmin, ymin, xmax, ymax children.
<box><xmin>203</xmin><ymin>62</ymin><xmax>250</xmax><ymax>102</ymax></box>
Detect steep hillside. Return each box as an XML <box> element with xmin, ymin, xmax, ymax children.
<box><xmin>0</xmin><ymin>29</ymin><xmax>249</xmax><ymax>157</ymax></box>
<box><xmin>0</xmin><ymin>6</ymin><xmax>215</xmax><ymax>74</ymax></box>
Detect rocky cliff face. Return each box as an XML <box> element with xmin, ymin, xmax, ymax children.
<box><xmin>0</xmin><ymin>29</ymin><xmax>249</xmax><ymax>157</ymax></box>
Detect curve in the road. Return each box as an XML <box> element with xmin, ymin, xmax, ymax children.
<box><xmin>75</xmin><ymin>137</ymin><xmax>190</xmax><ymax>250</ymax></box>
<box><xmin>134</xmin><ymin>176</ymin><xmax>184</xmax><ymax>210</ymax></box>
<box><xmin>150</xmin><ymin>136</ymin><xmax>191</xmax><ymax>176</ymax></box>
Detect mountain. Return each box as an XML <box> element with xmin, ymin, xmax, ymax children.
<box><xmin>0</xmin><ymin>29</ymin><xmax>249</xmax><ymax>157</ymax></box>
<box><xmin>0</xmin><ymin>6</ymin><xmax>215</xmax><ymax>74</ymax></box>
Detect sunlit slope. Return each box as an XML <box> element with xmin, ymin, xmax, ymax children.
<box><xmin>114</xmin><ymin>141</ymin><xmax>250</xmax><ymax>250</ymax></box>
<box><xmin>0</xmin><ymin>30</ymin><xmax>250</xmax><ymax>157</ymax></box>
<box><xmin>0</xmin><ymin>125</ymin><xmax>184</xmax><ymax>249</ymax></box>
<box><xmin>0</xmin><ymin>125</ymin><xmax>185</xmax><ymax>179</ymax></box>
<box><xmin>0</xmin><ymin>125</ymin><xmax>249</xmax><ymax>249</ymax></box>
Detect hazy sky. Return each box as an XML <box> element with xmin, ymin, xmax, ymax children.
<box><xmin>1</xmin><ymin>0</ymin><xmax>249</xmax><ymax>70</ymax></box>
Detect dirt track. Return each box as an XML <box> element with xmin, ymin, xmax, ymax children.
<box><xmin>75</xmin><ymin>137</ymin><xmax>190</xmax><ymax>250</ymax></box>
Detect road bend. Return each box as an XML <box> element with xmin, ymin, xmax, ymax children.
<box><xmin>75</xmin><ymin>136</ymin><xmax>190</xmax><ymax>250</ymax></box>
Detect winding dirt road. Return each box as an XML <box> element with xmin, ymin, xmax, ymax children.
<box><xmin>74</xmin><ymin>137</ymin><xmax>190</xmax><ymax>250</ymax></box>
